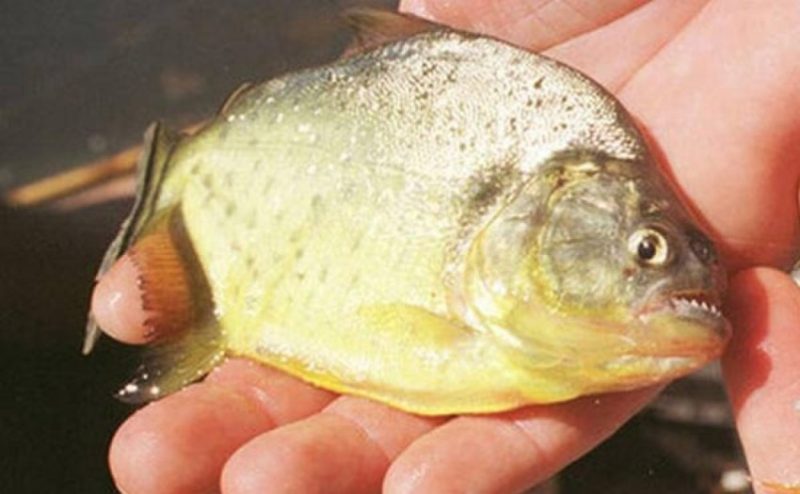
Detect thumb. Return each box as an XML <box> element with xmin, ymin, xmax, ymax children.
<box><xmin>722</xmin><ymin>267</ymin><xmax>800</xmax><ymax>492</ymax></box>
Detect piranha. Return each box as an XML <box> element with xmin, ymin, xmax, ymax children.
<box><xmin>85</xmin><ymin>10</ymin><xmax>730</xmax><ymax>415</ymax></box>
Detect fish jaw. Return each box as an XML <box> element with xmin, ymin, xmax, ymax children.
<box><xmin>635</xmin><ymin>288</ymin><xmax>731</xmax><ymax>360</ymax></box>
<box><xmin>559</xmin><ymin>305</ymin><xmax>730</xmax><ymax>395</ymax></box>
<box><xmin>486</xmin><ymin>286</ymin><xmax>731</xmax><ymax>398</ymax></box>
<box><xmin>574</xmin><ymin>288</ymin><xmax>733</xmax><ymax>390</ymax></box>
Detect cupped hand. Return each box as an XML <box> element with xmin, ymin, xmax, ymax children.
<box><xmin>99</xmin><ymin>1</ymin><xmax>800</xmax><ymax>492</ymax></box>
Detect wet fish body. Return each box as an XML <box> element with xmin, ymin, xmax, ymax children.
<box><xmin>88</xmin><ymin>15</ymin><xmax>729</xmax><ymax>414</ymax></box>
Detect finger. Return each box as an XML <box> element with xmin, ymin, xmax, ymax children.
<box><xmin>91</xmin><ymin>253</ymin><xmax>153</xmax><ymax>344</ymax></box>
<box><xmin>91</xmin><ymin>224</ymin><xmax>193</xmax><ymax>345</ymax></box>
<box><xmin>110</xmin><ymin>358</ymin><xmax>335</xmax><ymax>494</ymax></box>
<box><xmin>384</xmin><ymin>387</ymin><xmax>659</xmax><ymax>493</ymax></box>
<box><xmin>399</xmin><ymin>0</ymin><xmax>649</xmax><ymax>51</ymax></box>
<box><xmin>545</xmin><ymin>0</ymin><xmax>710</xmax><ymax>91</ymax></box>
<box><xmin>220</xmin><ymin>397</ymin><xmax>445</xmax><ymax>494</ymax></box>
<box><xmin>402</xmin><ymin>0</ymin><xmax>714</xmax><ymax>106</ymax></box>
<box><xmin>617</xmin><ymin>0</ymin><xmax>800</xmax><ymax>269</ymax></box>
<box><xmin>722</xmin><ymin>268</ymin><xmax>800</xmax><ymax>492</ymax></box>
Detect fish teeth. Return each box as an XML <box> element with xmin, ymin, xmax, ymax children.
<box><xmin>670</xmin><ymin>296</ymin><xmax>722</xmax><ymax>317</ymax></box>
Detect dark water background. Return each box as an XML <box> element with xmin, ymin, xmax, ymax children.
<box><xmin>0</xmin><ymin>1</ymin><xmax>747</xmax><ymax>492</ymax></box>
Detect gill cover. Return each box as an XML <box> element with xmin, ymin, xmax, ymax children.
<box><xmin>459</xmin><ymin>154</ymin><xmax>619</xmax><ymax>350</ymax></box>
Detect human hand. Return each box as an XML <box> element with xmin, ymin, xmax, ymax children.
<box><xmin>97</xmin><ymin>1</ymin><xmax>800</xmax><ymax>492</ymax></box>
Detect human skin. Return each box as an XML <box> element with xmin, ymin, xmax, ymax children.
<box><xmin>94</xmin><ymin>1</ymin><xmax>800</xmax><ymax>492</ymax></box>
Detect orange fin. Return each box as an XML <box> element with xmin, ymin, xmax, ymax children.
<box><xmin>116</xmin><ymin>212</ymin><xmax>224</xmax><ymax>404</ymax></box>
<box><xmin>126</xmin><ymin>218</ymin><xmax>194</xmax><ymax>341</ymax></box>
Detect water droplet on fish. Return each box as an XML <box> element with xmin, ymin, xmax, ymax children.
<box><xmin>297</xmin><ymin>123</ymin><xmax>311</xmax><ymax>133</ymax></box>
<box><xmin>275</xmin><ymin>113</ymin><xmax>284</xmax><ymax>124</ymax></box>
<box><xmin>265</xmin><ymin>79</ymin><xmax>287</xmax><ymax>92</ymax></box>
<box><xmin>491</xmin><ymin>280</ymin><xmax>508</xmax><ymax>295</ymax></box>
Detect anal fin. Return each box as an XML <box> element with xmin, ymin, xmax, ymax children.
<box><xmin>116</xmin><ymin>320</ymin><xmax>225</xmax><ymax>404</ymax></box>
<box><xmin>116</xmin><ymin>205</ymin><xmax>224</xmax><ymax>404</ymax></box>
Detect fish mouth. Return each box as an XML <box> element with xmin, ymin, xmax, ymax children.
<box><xmin>638</xmin><ymin>289</ymin><xmax>724</xmax><ymax>324</ymax></box>
<box><xmin>664</xmin><ymin>290</ymin><xmax>724</xmax><ymax>320</ymax></box>
<box><xmin>634</xmin><ymin>288</ymin><xmax>731</xmax><ymax>358</ymax></box>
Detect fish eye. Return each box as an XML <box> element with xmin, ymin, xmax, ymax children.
<box><xmin>689</xmin><ymin>234</ymin><xmax>716</xmax><ymax>264</ymax></box>
<box><xmin>628</xmin><ymin>227</ymin><xmax>671</xmax><ymax>267</ymax></box>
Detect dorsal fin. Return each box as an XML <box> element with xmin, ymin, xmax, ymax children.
<box><xmin>218</xmin><ymin>82</ymin><xmax>254</xmax><ymax>115</ymax></box>
<box><xmin>341</xmin><ymin>8</ymin><xmax>440</xmax><ymax>56</ymax></box>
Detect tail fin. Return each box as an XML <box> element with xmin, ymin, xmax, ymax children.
<box><xmin>83</xmin><ymin>122</ymin><xmax>179</xmax><ymax>354</ymax></box>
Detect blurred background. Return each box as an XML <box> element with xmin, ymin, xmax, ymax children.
<box><xmin>0</xmin><ymin>1</ymin><xmax>750</xmax><ymax>492</ymax></box>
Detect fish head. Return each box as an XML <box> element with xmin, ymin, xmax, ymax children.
<box><xmin>465</xmin><ymin>153</ymin><xmax>730</xmax><ymax>393</ymax></box>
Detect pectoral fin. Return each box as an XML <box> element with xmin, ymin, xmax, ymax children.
<box><xmin>347</xmin><ymin>304</ymin><xmax>582</xmax><ymax>413</ymax></box>
<box><xmin>309</xmin><ymin>304</ymin><xmax>535</xmax><ymax>415</ymax></box>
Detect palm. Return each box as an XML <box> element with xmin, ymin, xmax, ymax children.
<box><xmin>109</xmin><ymin>2</ymin><xmax>800</xmax><ymax>493</ymax></box>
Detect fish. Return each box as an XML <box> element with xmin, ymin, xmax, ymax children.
<box><xmin>85</xmin><ymin>9</ymin><xmax>730</xmax><ymax>415</ymax></box>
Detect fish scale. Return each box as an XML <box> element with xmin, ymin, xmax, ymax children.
<box><xmin>89</xmin><ymin>13</ymin><xmax>729</xmax><ymax>414</ymax></box>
